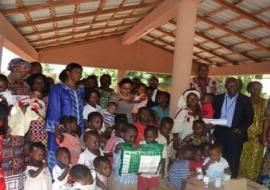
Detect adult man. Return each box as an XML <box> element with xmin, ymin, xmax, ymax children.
<box><xmin>190</xmin><ymin>64</ymin><xmax>221</xmax><ymax>97</ymax></box>
<box><xmin>213</xmin><ymin>77</ymin><xmax>254</xmax><ymax>178</ymax></box>
<box><xmin>148</xmin><ymin>76</ymin><xmax>161</xmax><ymax>103</ymax></box>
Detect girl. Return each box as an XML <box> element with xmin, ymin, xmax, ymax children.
<box><xmin>78</xmin><ymin>130</ymin><xmax>104</xmax><ymax>170</ymax></box>
<box><xmin>52</xmin><ymin>147</ymin><xmax>71</xmax><ymax>190</ymax></box>
<box><xmin>134</xmin><ymin>107</ymin><xmax>153</xmax><ymax>143</ymax></box>
<box><xmin>181</xmin><ymin>120</ymin><xmax>209</xmax><ymax>146</ymax></box>
<box><xmin>55</xmin><ymin>116</ymin><xmax>81</xmax><ymax>165</ymax></box>
<box><xmin>189</xmin><ymin>146</ymin><xmax>204</xmax><ymax>171</ymax></box>
<box><xmin>45</xmin><ymin>63</ymin><xmax>85</xmax><ymax>170</ymax></box>
<box><xmin>151</xmin><ymin>92</ymin><xmax>170</xmax><ymax>125</ymax></box>
<box><xmin>70</xmin><ymin>164</ymin><xmax>96</xmax><ymax>190</ymax></box>
<box><xmin>83</xmin><ymin>89</ymin><xmax>102</xmax><ymax>120</ymax></box>
<box><xmin>25</xmin><ymin>142</ymin><xmax>52</xmax><ymax>190</ymax></box>
<box><xmin>111</xmin><ymin>124</ymin><xmax>138</xmax><ymax>190</ymax></box>
<box><xmin>98</xmin><ymin>74</ymin><xmax>116</xmax><ymax>109</ymax></box>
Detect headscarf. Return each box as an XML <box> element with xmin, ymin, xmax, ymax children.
<box><xmin>8</xmin><ymin>58</ymin><xmax>31</xmax><ymax>72</ymax></box>
<box><xmin>177</xmin><ymin>89</ymin><xmax>201</xmax><ymax>109</ymax></box>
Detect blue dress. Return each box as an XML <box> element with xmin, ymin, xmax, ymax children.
<box><xmin>45</xmin><ymin>83</ymin><xmax>85</xmax><ymax>170</ymax></box>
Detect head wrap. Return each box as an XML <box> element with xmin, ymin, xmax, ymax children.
<box><xmin>8</xmin><ymin>58</ymin><xmax>31</xmax><ymax>72</ymax></box>
<box><xmin>177</xmin><ymin>89</ymin><xmax>201</xmax><ymax>109</ymax></box>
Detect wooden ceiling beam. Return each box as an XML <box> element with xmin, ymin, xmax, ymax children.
<box><xmin>30</xmin><ymin>22</ymin><xmax>133</xmax><ymax>43</ymax></box>
<box><xmin>24</xmin><ymin>14</ymin><xmax>142</xmax><ymax>37</ymax></box>
<box><xmin>197</xmin><ymin>15</ymin><xmax>270</xmax><ymax>51</ymax></box>
<box><xmin>15</xmin><ymin>1</ymin><xmax>160</xmax><ymax>28</ymax></box>
<box><xmin>212</xmin><ymin>0</ymin><xmax>270</xmax><ymax>29</ymax></box>
<box><xmin>1</xmin><ymin>0</ymin><xmax>96</xmax><ymax>16</ymax></box>
<box><xmin>35</xmin><ymin>30</ymin><xmax>127</xmax><ymax>49</ymax></box>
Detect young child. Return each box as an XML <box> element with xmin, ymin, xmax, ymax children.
<box><xmin>134</xmin><ymin>107</ymin><xmax>153</xmax><ymax>143</ymax></box>
<box><xmin>83</xmin><ymin>89</ymin><xmax>102</xmax><ymax>120</ymax></box>
<box><xmin>138</xmin><ymin>125</ymin><xmax>166</xmax><ymax>190</ymax></box>
<box><xmin>102</xmin><ymin>102</ymin><xmax>117</xmax><ymax>128</ymax></box>
<box><xmin>132</xmin><ymin>83</ymin><xmax>148</xmax><ymax>115</ymax></box>
<box><xmin>112</xmin><ymin>124</ymin><xmax>138</xmax><ymax>190</ymax></box>
<box><xmin>55</xmin><ymin>116</ymin><xmax>81</xmax><ymax>164</ymax></box>
<box><xmin>78</xmin><ymin>130</ymin><xmax>104</xmax><ymax>169</ymax></box>
<box><xmin>202</xmin><ymin>143</ymin><xmax>211</xmax><ymax>158</ymax></box>
<box><xmin>25</xmin><ymin>142</ymin><xmax>52</xmax><ymax>190</ymax></box>
<box><xmin>52</xmin><ymin>147</ymin><xmax>71</xmax><ymax>190</ymax></box>
<box><xmin>181</xmin><ymin>120</ymin><xmax>209</xmax><ymax>146</ymax></box>
<box><xmin>86</xmin><ymin>112</ymin><xmax>104</xmax><ymax>133</ymax></box>
<box><xmin>157</xmin><ymin>117</ymin><xmax>174</xmax><ymax>177</ymax></box>
<box><xmin>104</xmin><ymin>120</ymin><xmax>127</xmax><ymax>162</ymax></box>
<box><xmin>0</xmin><ymin>74</ymin><xmax>16</xmax><ymax>106</ymax></box>
<box><xmin>94</xmin><ymin>156</ymin><xmax>112</xmax><ymax>190</ymax></box>
<box><xmin>201</xmin><ymin>93</ymin><xmax>215</xmax><ymax>119</ymax></box>
<box><xmin>168</xmin><ymin>145</ymin><xmax>194</xmax><ymax>190</ymax></box>
<box><xmin>189</xmin><ymin>146</ymin><xmax>204</xmax><ymax>171</ymax></box>
<box><xmin>70</xmin><ymin>164</ymin><xmax>96</xmax><ymax>190</ymax></box>
<box><xmin>203</xmin><ymin>144</ymin><xmax>230</xmax><ymax>181</ymax></box>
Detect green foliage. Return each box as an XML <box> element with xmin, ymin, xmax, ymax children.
<box><xmin>126</xmin><ymin>71</ymin><xmax>172</xmax><ymax>91</ymax></box>
<box><xmin>88</xmin><ymin>68</ymin><xmax>117</xmax><ymax>88</ymax></box>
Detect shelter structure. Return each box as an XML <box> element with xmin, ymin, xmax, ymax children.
<box><xmin>0</xmin><ymin>0</ymin><xmax>269</xmax><ymax>114</ymax></box>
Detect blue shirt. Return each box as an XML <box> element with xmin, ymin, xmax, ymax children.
<box><xmin>168</xmin><ymin>159</ymin><xmax>190</xmax><ymax>190</ymax></box>
<box><xmin>221</xmin><ymin>93</ymin><xmax>238</xmax><ymax>128</ymax></box>
<box><xmin>151</xmin><ymin>105</ymin><xmax>169</xmax><ymax>124</ymax></box>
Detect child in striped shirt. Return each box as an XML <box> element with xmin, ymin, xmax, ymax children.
<box><xmin>168</xmin><ymin>145</ymin><xmax>195</xmax><ymax>190</ymax></box>
<box><xmin>102</xmin><ymin>102</ymin><xmax>117</xmax><ymax>128</ymax></box>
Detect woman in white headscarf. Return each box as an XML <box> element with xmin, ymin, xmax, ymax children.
<box><xmin>172</xmin><ymin>89</ymin><xmax>201</xmax><ymax>149</ymax></box>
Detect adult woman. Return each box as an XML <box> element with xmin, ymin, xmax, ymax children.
<box><xmin>172</xmin><ymin>89</ymin><xmax>201</xmax><ymax>149</ymax></box>
<box><xmin>45</xmin><ymin>63</ymin><xmax>85</xmax><ymax>170</ymax></box>
<box><xmin>110</xmin><ymin>78</ymin><xmax>134</xmax><ymax>123</ymax></box>
<box><xmin>239</xmin><ymin>81</ymin><xmax>269</xmax><ymax>181</ymax></box>
<box><xmin>98</xmin><ymin>74</ymin><xmax>115</xmax><ymax>109</ymax></box>
<box><xmin>7</xmin><ymin>58</ymin><xmax>32</xmax><ymax>97</ymax></box>
<box><xmin>190</xmin><ymin>64</ymin><xmax>220</xmax><ymax>97</ymax></box>
<box><xmin>26</xmin><ymin>74</ymin><xmax>50</xmax><ymax>144</ymax></box>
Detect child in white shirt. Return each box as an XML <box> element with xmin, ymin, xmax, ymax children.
<box><xmin>93</xmin><ymin>156</ymin><xmax>112</xmax><ymax>190</ymax></box>
<box><xmin>52</xmin><ymin>147</ymin><xmax>71</xmax><ymax>190</ymax></box>
<box><xmin>83</xmin><ymin>89</ymin><xmax>102</xmax><ymax>120</ymax></box>
<box><xmin>78</xmin><ymin>130</ymin><xmax>104</xmax><ymax>170</ymax></box>
<box><xmin>203</xmin><ymin>144</ymin><xmax>230</xmax><ymax>181</ymax></box>
<box><xmin>0</xmin><ymin>74</ymin><xmax>16</xmax><ymax>106</ymax></box>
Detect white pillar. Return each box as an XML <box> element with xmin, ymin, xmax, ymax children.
<box><xmin>0</xmin><ymin>35</ymin><xmax>4</xmax><ymax>73</ymax></box>
<box><xmin>169</xmin><ymin>0</ymin><xmax>200</xmax><ymax>116</ymax></box>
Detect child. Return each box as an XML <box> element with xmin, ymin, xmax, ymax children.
<box><xmin>181</xmin><ymin>120</ymin><xmax>209</xmax><ymax>146</ymax></box>
<box><xmin>151</xmin><ymin>92</ymin><xmax>170</xmax><ymax>124</ymax></box>
<box><xmin>86</xmin><ymin>112</ymin><xmax>104</xmax><ymax>133</ymax></box>
<box><xmin>52</xmin><ymin>147</ymin><xmax>71</xmax><ymax>190</ymax></box>
<box><xmin>189</xmin><ymin>146</ymin><xmax>204</xmax><ymax>171</ymax></box>
<box><xmin>104</xmin><ymin>120</ymin><xmax>127</xmax><ymax>162</ymax></box>
<box><xmin>168</xmin><ymin>145</ymin><xmax>194</xmax><ymax>190</ymax></box>
<box><xmin>134</xmin><ymin>107</ymin><xmax>153</xmax><ymax>143</ymax></box>
<box><xmin>132</xmin><ymin>83</ymin><xmax>148</xmax><ymax>115</ymax></box>
<box><xmin>70</xmin><ymin>164</ymin><xmax>96</xmax><ymax>190</ymax></box>
<box><xmin>94</xmin><ymin>156</ymin><xmax>112</xmax><ymax>190</ymax></box>
<box><xmin>0</xmin><ymin>74</ymin><xmax>16</xmax><ymax>106</ymax></box>
<box><xmin>203</xmin><ymin>144</ymin><xmax>230</xmax><ymax>181</ymax></box>
<box><xmin>112</xmin><ymin>124</ymin><xmax>138</xmax><ymax>190</ymax></box>
<box><xmin>55</xmin><ymin>116</ymin><xmax>81</xmax><ymax>164</ymax></box>
<box><xmin>78</xmin><ymin>130</ymin><xmax>104</xmax><ymax>169</ymax></box>
<box><xmin>138</xmin><ymin>125</ymin><xmax>166</xmax><ymax>190</ymax></box>
<box><xmin>102</xmin><ymin>102</ymin><xmax>117</xmax><ymax>128</ymax></box>
<box><xmin>202</xmin><ymin>143</ymin><xmax>211</xmax><ymax>158</ymax></box>
<box><xmin>83</xmin><ymin>89</ymin><xmax>102</xmax><ymax>120</ymax></box>
<box><xmin>157</xmin><ymin>117</ymin><xmax>174</xmax><ymax>177</ymax></box>
<box><xmin>201</xmin><ymin>93</ymin><xmax>215</xmax><ymax>119</ymax></box>
<box><xmin>25</xmin><ymin>142</ymin><xmax>52</xmax><ymax>190</ymax></box>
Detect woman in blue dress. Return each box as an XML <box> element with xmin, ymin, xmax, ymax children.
<box><xmin>45</xmin><ymin>63</ymin><xmax>85</xmax><ymax>170</ymax></box>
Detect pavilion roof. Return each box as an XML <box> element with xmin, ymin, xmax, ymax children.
<box><xmin>0</xmin><ymin>0</ymin><xmax>269</xmax><ymax>66</ymax></box>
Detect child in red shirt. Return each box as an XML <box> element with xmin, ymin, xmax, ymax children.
<box><xmin>202</xmin><ymin>93</ymin><xmax>215</xmax><ymax>119</ymax></box>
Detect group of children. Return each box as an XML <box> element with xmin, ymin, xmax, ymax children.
<box><xmin>24</xmin><ymin>105</ymin><xmax>230</xmax><ymax>190</ymax></box>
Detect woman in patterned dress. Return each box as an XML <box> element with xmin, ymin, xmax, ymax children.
<box><xmin>26</xmin><ymin>73</ymin><xmax>50</xmax><ymax>145</ymax></box>
<box><xmin>239</xmin><ymin>81</ymin><xmax>269</xmax><ymax>181</ymax></box>
<box><xmin>2</xmin><ymin>59</ymin><xmax>32</xmax><ymax>190</ymax></box>
<box><xmin>45</xmin><ymin>63</ymin><xmax>85</xmax><ymax>170</ymax></box>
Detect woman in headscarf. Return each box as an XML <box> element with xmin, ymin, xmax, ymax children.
<box><xmin>7</xmin><ymin>58</ymin><xmax>31</xmax><ymax>97</ymax></box>
<box><xmin>45</xmin><ymin>63</ymin><xmax>85</xmax><ymax>170</ymax></box>
<box><xmin>172</xmin><ymin>89</ymin><xmax>201</xmax><ymax>149</ymax></box>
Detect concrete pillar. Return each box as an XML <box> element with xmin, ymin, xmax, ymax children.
<box><xmin>0</xmin><ymin>35</ymin><xmax>4</xmax><ymax>73</ymax></box>
<box><xmin>169</xmin><ymin>0</ymin><xmax>200</xmax><ymax>116</ymax></box>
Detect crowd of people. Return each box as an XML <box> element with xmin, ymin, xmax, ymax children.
<box><xmin>0</xmin><ymin>58</ymin><xmax>269</xmax><ymax>190</ymax></box>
